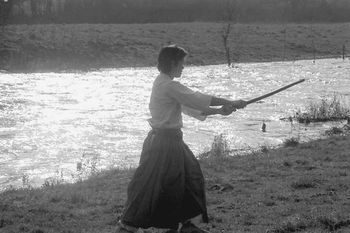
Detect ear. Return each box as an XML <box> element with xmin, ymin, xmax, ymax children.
<box><xmin>169</xmin><ymin>60</ymin><xmax>177</xmax><ymax>71</ymax></box>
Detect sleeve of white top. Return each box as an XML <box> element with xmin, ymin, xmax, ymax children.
<box><xmin>167</xmin><ymin>81</ymin><xmax>212</xmax><ymax>111</ymax></box>
<box><xmin>182</xmin><ymin>105</ymin><xmax>206</xmax><ymax>121</ymax></box>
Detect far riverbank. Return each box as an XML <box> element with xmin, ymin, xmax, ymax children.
<box><xmin>1</xmin><ymin>22</ymin><xmax>349</xmax><ymax>72</ymax></box>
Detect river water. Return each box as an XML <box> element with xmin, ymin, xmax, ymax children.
<box><xmin>0</xmin><ymin>58</ymin><xmax>349</xmax><ymax>190</ymax></box>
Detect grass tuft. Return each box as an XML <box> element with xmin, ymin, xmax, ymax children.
<box><xmin>269</xmin><ymin>213</ymin><xmax>350</xmax><ymax>233</ymax></box>
<box><xmin>283</xmin><ymin>137</ymin><xmax>299</xmax><ymax>147</ymax></box>
<box><xmin>267</xmin><ymin>215</ymin><xmax>310</xmax><ymax>233</ymax></box>
<box><xmin>283</xmin><ymin>161</ymin><xmax>293</xmax><ymax>167</ymax></box>
<box><xmin>260</xmin><ymin>145</ymin><xmax>269</xmax><ymax>153</ymax></box>
<box><xmin>208</xmin><ymin>134</ymin><xmax>230</xmax><ymax>158</ymax></box>
<box><xmin>293</xmin><ymin>94</ymin><xmax>350</xmax><ymax>123</ymax></box>
<box><xmin>317</xmin><ymin>215</ymin><xmax>350</xmax><ymax>231</ymax></box>
<box><xmin>291</xmin><ymin>177</ymin><xmax>318</xmax><ymax>189</ymax></box>
<box><xmin>325</xmin><ymin>126</ymin><xmax>344</xmax><ymax>136</ymax></box>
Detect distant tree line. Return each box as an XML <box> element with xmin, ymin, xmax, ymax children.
<box><xmin>2</xmin><ymin>0</ymin><xmax>350</xmax><ymax>24</ymax></box>
<box><xmin>1</xmin><ymin>0</ymin><xmax>12</xmax><ymax>26</ymax></box>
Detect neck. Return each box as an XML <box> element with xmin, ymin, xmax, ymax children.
<box><xmin>161</xmin><ymin>72</ymin><xmax>175</xmax><ymax>80</ymax></box>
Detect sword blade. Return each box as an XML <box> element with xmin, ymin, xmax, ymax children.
<box><xmin>246</xmin><ymin>79</ymin><xmax>305</xmax><ymax>105</ymax></box>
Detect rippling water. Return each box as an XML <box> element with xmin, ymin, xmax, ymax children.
<box><xmin>1</xmin><ymin>58</ymin><xmax>349</xmax><ymax>189</ymax></box>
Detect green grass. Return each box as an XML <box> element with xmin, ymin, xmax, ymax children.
<box><xmin>1</xmin><ymin>22</ymin><xmax>349</xmax><ymax>72</ymax></box>
<box><xmin>1</xmin><ymin>133</ymin><xmax>350</xmax><ymax>232</ymax></box>
<box><xmin>0</xmin><ymin>169</ymin><xmax>132</xmax><ymax>233</ymax></box>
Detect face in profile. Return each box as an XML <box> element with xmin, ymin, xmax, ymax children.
<box><xmin>172</xmin><ymin>58</ymin><xmax>185</xmax><ymax>78</ymax></box>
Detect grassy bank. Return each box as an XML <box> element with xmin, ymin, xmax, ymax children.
<box><xmin>1</xmin><ymin>22</ymin><xmax>349</xmax><ymax>72</ymax></box>
<box><xmin>1</xmin><ymin>132</ymin><xmax>350</xmax><ymax>233</ymax></box>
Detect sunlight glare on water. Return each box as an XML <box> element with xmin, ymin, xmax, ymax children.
<box><xmin>0</xmin><ymin>59</ymin><xmax>349</xmax><ymax>189</ymax></box>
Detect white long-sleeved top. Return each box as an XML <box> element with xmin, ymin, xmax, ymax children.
<box><xmin>148</xmin><ymin>73</ymin><xmax>212</xmax><ymax>129</ymax></box>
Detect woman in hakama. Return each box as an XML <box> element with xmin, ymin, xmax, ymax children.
<box><xmin>117</xmin><ymin>45</ymin><xmax>246</xmax><ymax>233</ymax></box>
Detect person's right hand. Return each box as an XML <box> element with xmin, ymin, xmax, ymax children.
<box><xmin>220</xmin><ymin>104</ymin><xmax>236</xmax><ymax>116</ymax></box>
<box><xmin>231</xmin><ymin>100</ymin><xmax>247</xmax><ymax>109</ymax></box>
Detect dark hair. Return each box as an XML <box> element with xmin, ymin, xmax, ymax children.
<box><xmin>157</xmin><ymin>45</ymin><xmax>188</xmax><ymax>74</ymax></box>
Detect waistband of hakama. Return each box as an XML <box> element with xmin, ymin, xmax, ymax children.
<box><xmin>150</xmin><ymin>128</ymin><xmax>183</xmax><ymax>141</ymax></box>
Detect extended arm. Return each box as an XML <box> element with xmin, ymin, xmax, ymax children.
<box><xmin>211</xmin><ymin>96</ymin><xmax>247</xmax><ymax>109</ymax></box>
<box><xmin>210</xmin><ymin>97</ymin><xmax>232</xmax><ymax>106</ymax></box>
<box><xmin>201</xmin><ymin>107</ymin><xmax>222</xmax><ymax>116</ymax></box>
<box><xmin>201</xmin><ymin>105</ymin><xmax>237</xmax><ymax>116</ymax></box>
<box><xmin>167</xmin><ymin>81</ymin><xmax>246</xmax><ymax>117</ymax></box>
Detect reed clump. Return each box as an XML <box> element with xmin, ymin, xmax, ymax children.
<box><xmin>199</xmin><ymin>134</ymin><xmax>231</xmax><ymax>160</ymax></box>
<box><xmin>293</xmin><ymin>94</ymin><xmax>350</xmax><ymax>123</ymax></box>
<box><xmin>209</xmin><ymin>134</ymin><xmax>230</xmax><ymax>158</ymax></box>
<box><xmin>283</xmin><ymin>137</ymin><xmax>300</xmax><ymax>147</ymax></box>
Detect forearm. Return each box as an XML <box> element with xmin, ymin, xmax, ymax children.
<box><xmin>201</xmin><ymin>107</ymin><xmax>221</xmax><ymax>116</ymax></box>
<box><xmin>211</xmin><ymin>97</ymin><xmax>248</xmax><ymax>109</ymax></box>
<box><xmin>210</xmin><ymin>96</ymin><xmax>232</xmax><ymax>106</ymax></box>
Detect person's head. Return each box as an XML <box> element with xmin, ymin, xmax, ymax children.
<box><xmin>157</xmin><ymin>45</ymin><xmax>188</xmax><ymax>78</ymax></box>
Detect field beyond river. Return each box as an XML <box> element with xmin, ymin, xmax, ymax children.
<box><xmin>1</xmin><ymin>22</ymin><xmax>350</xmax><ymax>72</ymax></box>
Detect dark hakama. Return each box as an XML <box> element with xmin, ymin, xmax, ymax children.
<box><xmin>121</xmin><ymin>128</ymin><xmax>208</xmax><ymax>229</ymax></box>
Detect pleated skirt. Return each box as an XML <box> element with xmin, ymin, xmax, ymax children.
<box><xmin>121</xmin><ymin>128</ymin><xmax>208</xmax><ymax>229</ymax></box>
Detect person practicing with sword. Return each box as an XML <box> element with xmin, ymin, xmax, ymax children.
<box><xmin>116</xmin><ymin>45</ymin><xmax>246</xmax><ymax>233</ymax></box>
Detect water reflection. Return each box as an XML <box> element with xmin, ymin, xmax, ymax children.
<box><xmin>0</xmin><ymin>59</ymin><xmax>349</xmax><ymax>189</ymax></box>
